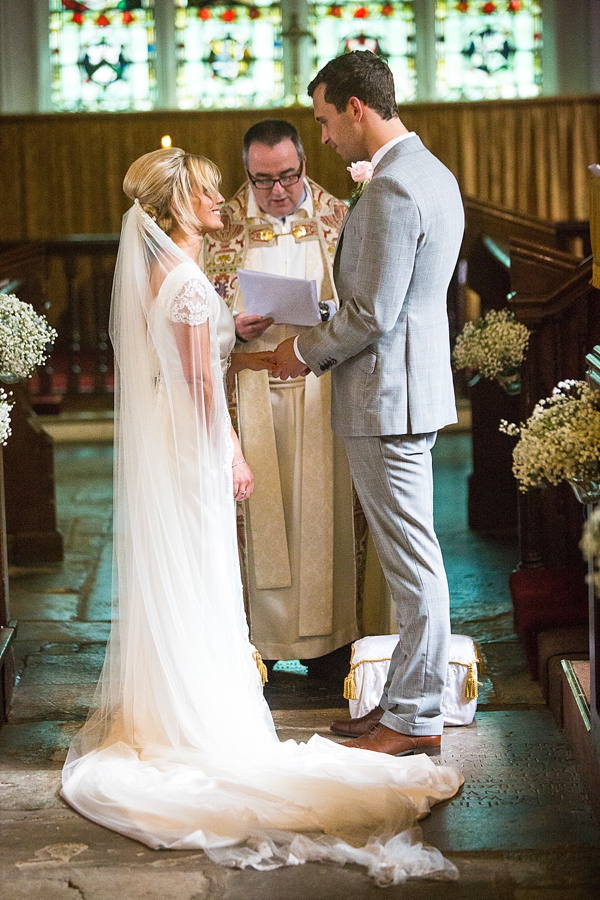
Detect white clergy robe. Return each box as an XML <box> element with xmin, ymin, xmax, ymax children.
<box><xmin>204</xmin><ymin>179</ymin><xmax>360</xmax><ymax>660</ymax></box>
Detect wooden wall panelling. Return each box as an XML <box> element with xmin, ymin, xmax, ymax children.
<box><xmin>1</xmin><ymin>95</ymin><xmax>599</xmax><ymax>241</ymax></box>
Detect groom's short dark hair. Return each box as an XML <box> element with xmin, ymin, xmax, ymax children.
<box><xmin>308</xmin><ymin>51</ymin><xmax>398</xmax><ymax>121</ymax></box>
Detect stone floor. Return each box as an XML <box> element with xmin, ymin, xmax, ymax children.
<box><xmin>1</xmin><ymin>433</ymin><xmax>599</xmax><ymax>899</ymax></box>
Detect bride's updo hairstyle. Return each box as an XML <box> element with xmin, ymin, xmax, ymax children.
<box><xmin>123</xmin><ymin>148</ymin><xmax>221</xmax><ymax>235</ymax></box>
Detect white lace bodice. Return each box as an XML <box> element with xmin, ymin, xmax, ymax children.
<box><xmin>158</xmin><ymin>261</ymin><xmax>235</xmax><ymax>374</ymax></box>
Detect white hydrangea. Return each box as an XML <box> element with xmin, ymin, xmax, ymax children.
<box><xmin>499</xmin><ymin>380</ymin><xmax>600</xmax><ymax>491</ymax></box>
<box><xmin>581</xmin><ymin>505</ymin><xmax>600</xmax><ymax>595</ymax></box>
<box><xmin>452</xmin><ymin>308</ymin><xmax>530</xmax><ymax>380</ymax></box>
<box><xmin>0</xmin><ymin>388</ymin><xmax>13</xmax><ymax>445</ymax></box>
<box><xmin>0</xmin><ymin>293</ymin><xmax>58</xmax><ymax>379</ymax></box>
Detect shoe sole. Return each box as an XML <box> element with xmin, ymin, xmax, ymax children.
<box><xmin>395</xmin><ymin>745</ymin><xmax>441</xmax><ymax>757</ymax></box>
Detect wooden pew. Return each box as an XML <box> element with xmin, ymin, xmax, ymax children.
<box><xmin>0</xmin><ymin>444</ymin><xmax>16</xmax><ymax>725</ymax></box>
<box><xmin>585</xmin><ymin>347</ymin><xmax>600</xmax><ymax>762</ymax></box>
<box><xmin>459</xmin><ymin>196</ymin><xmax>589</xmax><ymax>535</ymax></box>
<box><xmin>506</xmin><ymin>247</ymin><xmax>599</xmax><ymax>682</ymax></box>
<box><xmin>0</xmin><ymin>244</ymin><xmax>63</xmax><ymax>566</ymax></box>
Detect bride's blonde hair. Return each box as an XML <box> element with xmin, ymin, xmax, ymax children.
<box><xmin>123</xmin><ymin>148</ymin><xmax>221</xmax><ymax>235</ymax></box>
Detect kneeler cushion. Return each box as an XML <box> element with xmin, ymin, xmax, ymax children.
<box><xmin>343</xmin><ymin>633</ymin><xmax>485</xmax><ymax>727</ymax></box>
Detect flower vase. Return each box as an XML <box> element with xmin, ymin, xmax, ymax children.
<box><xmin>0</xmin><ymin>372</ymin><xmax>21</xmax><ymax>385</ymax></box>
<box><xmin>496</xmin><ymin>370</ymin><xmax>521</xmax><ymax>395</ymax></box>
<box><xmin>568</xmin><ymin>474</ymin><xmax>600</xmax><ymax>505</ymax></box>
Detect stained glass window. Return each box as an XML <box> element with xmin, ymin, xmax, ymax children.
<box><xmin>46</xmin><ymin>1</ymin><xmax>546</xmax><ymax>113</ymax></box>
<box><xmin>436</xmin><ymin>0</ymin><xmax>542</xmax><ymax>101</ymax></box>
<box><xmin>49</xmin><ymin>2</ymin><xmax>156</xmax><ymax>113</ymax></box>
<box><xmin>174</xmin><ymin>1</ymin><xmax>283</xmax><ymax>110</ymax></box>
<box><xmin>308</xmin><ymin>3</ymin><xmax>416</xmax><ymax>104</ymax></box>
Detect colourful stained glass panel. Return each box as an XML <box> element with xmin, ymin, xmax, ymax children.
<box><xmin>436</xmin><ymin>0</ymin><xmax>543</xmax><ymax>100</ymax></box>
<box><xmin>309</xmin><ymin>3</ymin><xmax>416</xmax><ymax>103</ymax></box>
<box><xmin>49</xmin><ymin>1</ymin><xmax>156</xmax><ymax>112</ymax></box>
<box><xmin>174</xmin><ymin>1</ymin><xmax>283</xmax><ymax>110</ymax></box>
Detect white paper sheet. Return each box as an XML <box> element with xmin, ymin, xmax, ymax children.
<box><xmin>237</xmin><ymin>269</ymin><xmax>322</xmax><ymax>326</ymax></box>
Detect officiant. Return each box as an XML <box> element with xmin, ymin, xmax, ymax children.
<box><xmin>203</xmin><ymin>120</ymin><xmax>360</xmax><ymax>669</ymax></box>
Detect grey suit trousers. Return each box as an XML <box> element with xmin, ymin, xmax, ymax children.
<box><xmin>344</xmin><ymin>432</ymin><xmax>450</xmax><ymax>736</ymax></box>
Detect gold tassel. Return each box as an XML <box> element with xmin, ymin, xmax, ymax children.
<box><xmin>464</xmin><ymin>660</ymin><xmax>481</xmax><ymax>700</ymax></box>
<box><xmin>343</xmin><ymin>643</ymin><xmax>357</xmax><ymax>700</ymax></box>
<box><xmin>474</xmin><ymin>640</ymin><xmax>486</xmax><ymax>675</ymax></box>
<box><xmin>253</xmin><ymin>650</ymin><xmax>268</xmax><ymax>685</ymax></box>
<box><xmin>343</xmin><ymin>669</ymin><xmax>358</xmax><ymax>701</ymax></box>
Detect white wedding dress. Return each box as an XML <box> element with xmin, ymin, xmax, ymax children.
<box><xmin>61</xmin><ymin>202</ymin><xmax>463</xmax><ymax>886</ymax></box>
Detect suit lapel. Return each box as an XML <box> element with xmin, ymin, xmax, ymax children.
<box><xmin>332</xmin><ymin>203</ymin><xmax>354</xmax><ymax>284</ymax></box>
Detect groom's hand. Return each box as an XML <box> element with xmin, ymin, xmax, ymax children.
<box><xmin>271</xmin><ymin>337</ymin><xmax>310</xmax><ymax>380</ymax></box>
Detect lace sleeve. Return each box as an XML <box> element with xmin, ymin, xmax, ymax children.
<box><xmin>168</xmin><ymin>278</ymin><xmax>210</xmax><ymax>326</ymax></box>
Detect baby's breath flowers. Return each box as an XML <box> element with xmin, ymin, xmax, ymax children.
<box><xmin>581</xmin><ymin>505</ymin><xmax>600</xmax><ymax>596</ymax></box>
<box><xmin>500</xmin><ymin>380</ymin><xmax>600</xmax><ymax>491</ymax></box>
<box><xmin>0</xmin><ymin>293</ymin><xmax>58</xmax><ymax>379</ymax></box>
<box><xmin>0</xmin><ymin>388</ymin><xmax>13</xmax><ymax>445</ymax></box>
<box><xmin>452</xmin><ymin>308</ymin><xmax>530</xmax><ymax>381</ymax></box>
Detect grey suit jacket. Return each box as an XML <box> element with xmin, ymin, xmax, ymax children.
<box><xmin>297</xmin><ymin>136</ymin><xmax>464</xmax><ymax>436</ymax></box>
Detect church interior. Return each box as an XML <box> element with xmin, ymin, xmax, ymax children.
<box><xmin>1</xmin><ymin>1</ymin><xmax>600</xmax><ymax>897</ymax></box>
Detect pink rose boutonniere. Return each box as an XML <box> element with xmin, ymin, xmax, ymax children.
<box><xmin>347</xmin><ymin>160</ymin><xmax>373</xmax><ymax>211</ymax></box>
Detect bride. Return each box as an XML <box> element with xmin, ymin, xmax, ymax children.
<box><xmin>61</xmin><ymin>147</ymin><xmax>463</xmax><ymax>885</ymax></box>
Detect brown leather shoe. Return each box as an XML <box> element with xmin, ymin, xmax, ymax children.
<box><xmin>330</xmin><ymin>705</ymin><xmax>384</xmax><ymax>737</ymax></box>
<box><xmin>341</xmin><ymin>724</ymin><xmax>441</xmax><ymax>757</ymax></box>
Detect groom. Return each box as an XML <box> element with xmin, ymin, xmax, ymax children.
<box><xmin>271</xmin><ymin>51</ymin><xmax>465</xmax><ymax>756</ymax></box>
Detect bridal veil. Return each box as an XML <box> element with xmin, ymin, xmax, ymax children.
<box><xmin>61</xmin><ymin>195</ymin><xmax>463</xmax><ymax>886</ymax></box>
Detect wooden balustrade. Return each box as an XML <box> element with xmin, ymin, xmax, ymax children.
<box><xmin>43</xmin><ymin>236</ymin><xmax>118</xmax><ymax>401</ymax></box>
<box><xmin>0</xmin><ymin>236</ymin><xmax>119</xmax><ymax>404</ymax></box>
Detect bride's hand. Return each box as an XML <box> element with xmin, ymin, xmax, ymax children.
<box><xmin>232</xmin><ymin>459</ymin><xmax>254</xmax><ymax>502</ymax></box>
<box><xmin>229</xmin><ymin>352</ymin><xmax>276</xmax><ymax>375</ymax></box>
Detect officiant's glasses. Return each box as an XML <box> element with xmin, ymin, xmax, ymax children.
<box><xmin>247</xmin><ymin>163</ymin><xmax>304</xmax><ymax>191</ymax></box>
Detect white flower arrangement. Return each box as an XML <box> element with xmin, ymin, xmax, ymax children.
<box><xmin>581</xmin><ymin>505</ymin><xmax>600</xmax><ymax>595</ymax></box>
<box><xmin>500</xmin><ymin>380</ymin><xmax>600</xmax><ymax>491</ymax></box>
<box><xmin>0</xmin><ymin>293</ymin><xmax>58</xmax><ymax>379</ymax></box>
<box><xmin>452</xmin><ymin>308</ymin><xmax>530</xmax><ymax>381</ymax></box>
<box><xmin>0</xmin><ymin>388</ymin><xmax>13</xmax><ymax>445</ymax></box>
